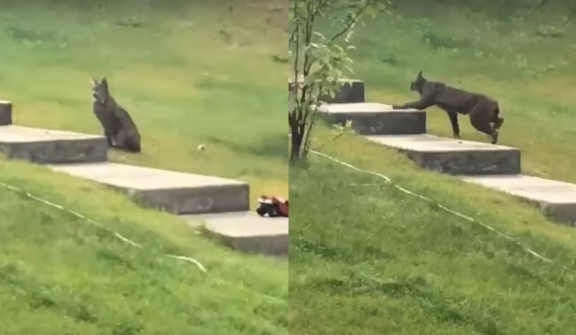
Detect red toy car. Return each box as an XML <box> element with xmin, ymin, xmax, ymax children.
<box><xmin>256</xmin><ymin>195</ymin><xmax>289</xmax><ymax>218</ymax></box>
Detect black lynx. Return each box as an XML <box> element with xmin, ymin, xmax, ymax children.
<box><xmin>393</xmin><ymin>71</ymin><xmax>504</xmax><ymax>144</ymax></box>
<box><xmin>92</xmin><ymin>77</ymin><xmax>141</xmax><ymax>153</ymax></box>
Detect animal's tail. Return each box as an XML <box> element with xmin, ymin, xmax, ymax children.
<box><xmin>492</xmin><ymin>103</ymin><xmax>504</xmax><ymax>130</ymax></box>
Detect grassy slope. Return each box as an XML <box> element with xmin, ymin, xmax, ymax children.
<box><xmin>0</xmin><ymin>0</ymin><xmax>288</xmax><ymax>202</ymax></box>
<box><xmin>0</xmin><ymin>1</ymin><xmax>287</xmax><ymax>334</ymax></box>
<box><xmin>0</xmin><ymin>160</ymin><xmax>287</xmax><ymax>334</ymax></box>
<box><xmin>291</xmin><ymin>1</ymin><xmax>576</xmax><ymax>334</ymax></box>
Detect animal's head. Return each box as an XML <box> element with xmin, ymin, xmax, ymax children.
<box><xmin>409</xmin><ymin>70</ymin><xmax>426</xmax><ymax>93</ymax></box>
<box><xmin>91</xmin><ymin>76</ymin><xmax>110</xmax><ymax>104</ymax></box>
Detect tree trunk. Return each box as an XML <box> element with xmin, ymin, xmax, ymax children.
<box><xmin>290</xmin><ymin>127</ymin><xmax>303</xmax><ymax>162</ymax></box>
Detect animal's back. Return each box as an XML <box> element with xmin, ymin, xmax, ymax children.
<box><xmin>115</xmin><ymin>104</ymin><xmax>140</xmax><ymax>138</ymax></box>
<box><xmin>112</xmin><ymin>100</ymin><xmax>141</xmax><ymax>152</ymax></box>
<box><xmin>433</xmin><ymin>82</ymin><xmax>483</xmax><ymax>114</ymax></box>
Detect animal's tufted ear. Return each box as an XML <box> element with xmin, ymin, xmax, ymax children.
<box><xmin>91</xmin><ymin>76</ymin><xmax>99</xmax><ymax>86</ymax></box>
<box><xmin>101</xmin><ymin>77</ymin><xmax>109</xmax><ymax>89</ymax></box>
<box><xmin>417</xmin><ymin>70</ymin><xmax>423</xmax><ymax>80</ymax></box>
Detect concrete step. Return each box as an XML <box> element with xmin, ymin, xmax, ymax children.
<box><xmin>318</xmin><ymin>103</ymin><xmax>426</xmax><ymax>135</ymax></box>
<box><xmin>0</xmin><ymin>100</ymin><xmax>12</xmax><ymax>125</ymax></box>
<box><xmin>0</xmin><ymin>125</ymin><xmax>107</xmax><ymax>164</ymax></box>
<box><xmin>366</xmin><ymin>134</ymin><xmax>521</xmax><ymax>175</ymax></box>
<box><xmin>462</xmin><ymin>174</ymin><xmax>576</xmax><ymax>224</ymax></box>
<box><xmin>49</xmin><ymin>162</ymin><xmax>250</xmax><ymax>215</ymax></box>
<box><xmin>184</xmin><ymin>211</ymin><xmax>288</xmax><ymax>256</ymax></box>
<box><xmin>289</xmin><ymin>78</ymin><xmax>365</xmax><ymax>103</ymax></box>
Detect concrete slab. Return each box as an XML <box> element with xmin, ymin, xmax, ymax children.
<box><xmin>49</xmin><ymin>162</ymin><xmax>250</xmax><ymax>215</ymax></box>
<box><xmin>366</xmin><ymin>134</ymin><xmax>521</xmax><ymax>175</ymax></box>
<box><xmin>318</xmin><ymin>103</ymin><xmax>426</xmax><ymax>135</ymax></box>
<box><xmin>462</xmin><ymin>174</ymin><xmax>576</xmax><ymax>224</ymax></box>
<box><xmin>185</xmin><ymin>211</ymin><xmax>288</xmax><ymax>256</ymax></box>
<box><xmin>289</xmin><ymin>78</ymin><xmax>365</xmax><ymax>103</ymax></box>
<box><xmin>0</xmin><ymin>100</ymin><xmax>12</xmax><ymax>125</ymax></box>
<box><xmin>0</xmin><ymin>125</ymin><xmax>107</xmax><ymax>163</ymax></box>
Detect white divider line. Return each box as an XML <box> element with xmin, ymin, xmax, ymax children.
<box><xmin>310</xmin><ymin>150</ymin><xmax>554</xmax><ymax>264</ymax></box>
<box><xmin>0</xmin><ymin>181</ymin><xmax>207</xmax><ymax>273</ymax></box>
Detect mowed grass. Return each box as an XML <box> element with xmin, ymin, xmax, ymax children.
<box><xmin>0</xmin><ymin>159</ymin><xmax>287</xmax><ymax>334</ymax></box>
<box><xmin>291</xmin><ymin>1</ymin><xmax>576</xmax><ymax>334</ymax></box>
<box><xmin>290</xmin><ymin>128</ymin><xmax>576</xmax><ymax>334</ymax></box>
<box><xmin>350</xmin><ymin>0</ymin><xmax>576</xmax><ymax>182</ymax></box>
<box><xmin>0</xmin><ymin>0</ymin><xmax>288</xmax><ymax>202</ymax></box>
<box><xmin>0</xmin><ymin>0</ymin><xmax>287</xmax><ymax>333</ymax></box>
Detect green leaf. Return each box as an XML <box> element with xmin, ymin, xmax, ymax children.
<box><xmin>288</xmin><ymin>0</ymin><xmax>382</xmax><ymax>161</ymax></box>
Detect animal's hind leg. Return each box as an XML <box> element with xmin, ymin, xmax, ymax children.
<box><xmin>125</xmin><ymin>135</ymin><xmax>141</xmax><ymax>153</ymax></box>
<box><xmin>492</xmin><ymin>113</ymin><xmax>504</xmax><ymax>130</ymax></box>
<box><xmin>493</xmin><ymin>117</ymin><xmax>504</xmax><ymax>130</ymax></box>
<box><xmin>469</xmin><ymin>103</ymin><xmax>499</xmax><ymax>144</ymax></box>
<box><xmin>488</xmin><ymin>105</ymin><xmax>504</xmax><ymax>130</ymax></box>
<box><xmin>115</xmin><ymin>129</ymin><xmax>140</xmax><ymax>153</ymax></box>
<box><xmin>113</xmin><ymin>129</ymin><xmax>127</xmax><ymax>150</ymax></box>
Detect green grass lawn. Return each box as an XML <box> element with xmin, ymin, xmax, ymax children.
<box><xmin>0</xmin><ymin>0</ymin><xmax>287</xmax><ymax>333</ymax></box>
<box><xmin>353</xmin><ymin>0</ymin><xmax>576</xmax><ymax>182</ymax></box>
<box><xmin>0</xmin><ymin>0</ymin><xmax>288</xmax><ymax>202</ymax></box>
<box><xmin>0</xmin><ymin>159</ymin><xmax>287</xmax><ymax>334</ymax></box>
<box><xmin>291</xmin><ymin>128</ymin><xmax>576</xmax><ymax>334</ymax></box>
<box><xmin>290</xmin><ymin>1</ymin><xmax>576</xmax><ymax>334</ymax></box>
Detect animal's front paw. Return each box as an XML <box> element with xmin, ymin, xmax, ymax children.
<box><xmin>391</xmin><ymin>105</ymin><xmax>400</xmax><ymax>110</ymax></box>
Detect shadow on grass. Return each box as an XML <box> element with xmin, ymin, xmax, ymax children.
<box><xmin>208</xmin><ymin>133</ymin><xmax>288</xmax><ymax>160</ymax></box>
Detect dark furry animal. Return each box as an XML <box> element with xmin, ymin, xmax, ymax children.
<box><xmin>392</xmin><ymin>71</ymin><xmax>504</xmax><ymax>144</ymax></box>
<box><xmin>92</xmin><ymin>77</ymin><xmax>141</xmax><ymax>153</ymax></box>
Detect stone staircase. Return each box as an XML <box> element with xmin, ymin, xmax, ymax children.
<box><xmin>314</xmin><ymin>81</ymin><xmax>576</xmax><ymax>225</ymax></box>
<box><xmin>0</xmin><ymin>100</ymin><xmax>288</xmax><ymax>256</ymax></box>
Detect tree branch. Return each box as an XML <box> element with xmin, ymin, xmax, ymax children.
<box><xmin>289</xmin><ymin>0</ymin><xmax>379</xmax><ymax>162</ymax></box>
<box><xmin>328</xmin><ymin>0</ymin><xmax>373</xmax><ymax>45</ymax></box>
